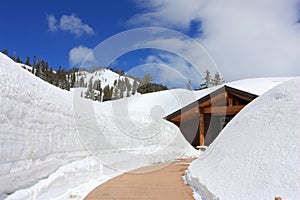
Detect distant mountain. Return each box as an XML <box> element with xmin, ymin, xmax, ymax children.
<box><xmin>72</xmin><ymin>68</ymin><xmax>139</xmax><ymax>101</ymax></box>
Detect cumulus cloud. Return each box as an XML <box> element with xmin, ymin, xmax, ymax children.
<box><xmin>129</xmin><ymin>0</ymin><xmax>300</xmax><ymax>81</ymax></box>
<box><xmin>60</xmin><ymin>14</ymin><xmax>94</xmax><ymax>37</ymax></box>
<box><xmin>47</xmin><ymin>14</ymin><xmax>58</xmax><ymax>31</ymax></box>
<box><xmin>69</xmin><ymin>46</ymin><xmax>96</xmax><ymax>67</ymax></box>
<box><xmin>47</xmin><ymin>14</ymin><xmax>94</xmax><ymax>37</ymax></box>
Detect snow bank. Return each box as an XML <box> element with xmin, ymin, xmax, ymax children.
<box><xmin>0</xmin><ymin>53</ymin><xmax>198</xmax><ymax>199</ymax></box>
<box><xmin>186</xmin><ymin>78</ymin><xmax>300</xmax><ymax>200</ymax></box>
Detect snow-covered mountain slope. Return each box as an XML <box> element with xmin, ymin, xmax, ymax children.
<box><xmin>186</xmin><ymin>78</ymin><xmax>300</xmax><ymax>200</ymax></box>
<box><xmin>73</xmin><ymin>68</ymin><xmax>137</xmax><ymax>100</ymax></box>
<box><xmin>74</xmin><ymin>69</ymin><xmax>135</xmax><ymax>89</ymax></box>
<box><xmin>0</xmin><ymin>52</ymin><xmax>198</xmax><ymax>200</ymax></box>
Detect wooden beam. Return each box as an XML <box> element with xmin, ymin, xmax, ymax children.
<box><xmin>230</xmin><ymin>92</ymin><xmax>253</xmax><ymax>102</ymax></box>
<box><xmin>170</xmin><ymin>107</ymin><xmax>199</xmax><ymax>123</ymax></box>
<box><xmin>199</xmin><ymin>92</ymin><xmax>226</xmax><ymax>108</ymax></box>
<box><xmin>199</xmin><ymin>109</ymin><xmax>205</xmax><ymax>146</ymax></box>
<box><xmin>203</xmin><ymin>105</ymin><xmax>245</xmax><ymax>115</ymax></box>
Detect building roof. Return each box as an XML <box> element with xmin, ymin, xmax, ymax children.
<box><xmin>164</xmin><ymin>77</ymin><xmax>296</xmax><ymax>119</ymax></box>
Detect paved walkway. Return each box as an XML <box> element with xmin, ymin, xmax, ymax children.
<box><xmin>84</xmin><ymin>159</ymin><xmax>194</xmax><ymax>200</ymax></box>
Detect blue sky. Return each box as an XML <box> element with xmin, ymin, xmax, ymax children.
<box><xmin>0</xmin><ymin>1</ymin><xmax>141</xmax><ymax>70</ymax></box>
<box><xmin>1</xmin><ymin>0</ymin><xmax>300</xmax><ymax>87</ymax></box>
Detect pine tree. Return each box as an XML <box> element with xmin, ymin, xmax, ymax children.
<box><xmin>203</xmin><ymin>70</ymin><xmax>211</xmax><ymax>88</ymax></box>
<box><xmin>79</xmin><ymin>77</ymin><xmax>85</xmax><ymax>87</ymax></box>
<box><xmin>70</xmin><ymin>72</ymin><xmax>76</xmax><ymax>88</ymax></box>
<box><xmin>16</xmin><ymin>56</ymin><xmax>21</xmax><ymax>63</ymax></box>
<box><xmin>11</xmin><ymin>52</ymin><xmax>16</xmax><ymax>61</ymax></box>
<box><xmin>186</xmin><ymin>80</ymin><xmax>192</xmax><ymax>90</ymax></box>
<box><xmin>2</xmin><ymin>49</ymin><xmax>8</xmax><ymax>56</ymax></box>
<box><xmin>25</xmin><ymin>56</ymin><xmax>31</xmax><ymax>66</ymax></box>
<box><xmin>103</xmin><ymin>85</ymin><xmax>112</xmax><ymax>101</ymax></box>
<box><xmin>33</xmin><ymin>56</ymin><xmax>36</xmax><ymax>67</ymax></box>
<box><xmin>49</xmin><ymin>67</ymin><xmax>54</xmax><ymax>84</ymax></box>
<box><xmin>85</xmin><ymin>77</ymin><xmax>94</xmax><ymax>100</ymax></box>
<box><xmin>132</xmin><ymin>80</ymin><xmax>138</xmax><ymax>95</ymax></box>
<box><xmin>113</xmin><ymin>86</ymin><xmax>119</xmax><ymax>99</ymax></box>
<box><xmin>211</xmin><ymin>72</ymin><xmax>224</xmax><ymax>86</ymax></box>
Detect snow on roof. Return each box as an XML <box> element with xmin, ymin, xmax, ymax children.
<box><xmin>186</xmin><ymin>77</ymin><xmax>300</xmax><ymax>199</ymax></box>
<box><xmin>225</xmin><ymin>77</ymin><xmax>296</xmax><ymax>95</ymax></box>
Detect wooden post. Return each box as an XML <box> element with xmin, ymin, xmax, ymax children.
<box><xmin>275</xmin><ymin>197</ymin><xmax>282</xmax><ymax>200</ymax></box>
<box><xmin>227</xmin><ymin>93</ymin><xmax>233</xmax><ymax>106</ymax></box>
<box><xmin>199</xmin><ymin>108</ymin><xmax>205</xmax><ymax>146</ymax></box>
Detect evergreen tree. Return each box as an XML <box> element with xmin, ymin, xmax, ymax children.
<box><xmin>79</xmin><ymin>77</ymin><xmax>85</xmax><ymax>87</ymax></box>
<box><xmin>11</xmin><ymin>52</ymin><xmax>16</xmax><ymax>61</ymax></box>
<box><xmin>33</xmin><ymin>56</ymin><xmax>37</xmax><ymax>67</ymax></box>
<box><xmin>35</xmin><ymin>60</ymin><xmax>41</xmax><ymax>78</ymax></box>
<box><xmin>48</xmin><ymin>67</ymin><xmax>54</xmax><ymax>84</ymax></box>
<box><xmin>126</xmin><ymin>83</ymin><xmax>131</xmax><ymax>97</ymax></box>
<box><xmin>94</xmin><ymin>79</ymin><xmax>101</xmax><ymax>91</ymax></box>
<box><xmin>113</xmin><ymin>86</ymin><xmax>119</xmax><ymax>100</ymax></box>
<box><xmin>186</xmin><ymin>80</ymin><xmax>192</xmax><ymax>90</ymax></box>
<box><xmin>16</xmin><ymin>56</ymin><xmax>21</xmax><ymax>63</ymax></box>
<box><xmin>203</xmin><ymin>70</ymin><xmax>211</xmax><ymax>88</ymax></box>
<box><xmin>118</xmin><ymin>79</ymin><xmax>126</xmax><ymax>98</ymax></box>
<box><xmin>25</xmin><ymin>56</ymin><xmax>31</xmax><ymax>66</ymax></box>
<box><xmin>85</xmin><ymin>77</ymin><xmax>94</xmax><ymax>100</ymax></box>
<box><xmin>2</xmin><ymin>49</ymin><xmax>8</xmax><ymax>56</ymax></box>
<box><xmin>211</xmin><ymin>72</ymin><xmax>224</xmax><ymax>86</ymax></box>
<box><xmin>137</xmin><ymin>83</ymin><xmax>168</xmax><ymax>94</ymax></box>
<box><xmin>103</xmin><ymin>85</ymin><xmax>112</xmax><ymax>101</ymax></box>
<box><xmin>132</xmin><ymin>80</ymin><xmax>138</xmax><ymax>95</ymax></box>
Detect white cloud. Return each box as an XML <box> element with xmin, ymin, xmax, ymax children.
<box><xmin>60</xmin><ymin>14</ymin><xmax>94</xmax><ymax>37</ymax></box>
<box><xmin>129</xmin><ymin>0</ymin><xmax>300</xmax><ymax>81</ymax></box>
<box><xmin>46</xmin><ymin>14</ymin><xmax>94</xmax><ymax>37</ymax></box>
<box><xmin>47</xmin><ymin>14</ymin><xmax>58</xmax><ymax>31</ymax></box>
<box><xmin>69</xmin><ymin>46</ymin><xmax>96</xmax><ymax>67</ymax></box>
<box><xmin>143</xmin><ymin>53</ymin><xmax>203</xmax><ymax>88</ymax></box>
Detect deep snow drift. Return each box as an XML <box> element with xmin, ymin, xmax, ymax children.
<box><xmin>0</xmin><ymin>53</ymin><xmax>198</xmax><ymax>200</ymax></box>
<box><xmin>186</xmin><ymin>78</ymin><xmax>300</xmax><ymax>200</ymax></box>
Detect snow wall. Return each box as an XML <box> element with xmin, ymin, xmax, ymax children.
<box><xmin>0</xmin><ymin>53</ymin><xmax>198</xmax><ymax>199</ymax></box>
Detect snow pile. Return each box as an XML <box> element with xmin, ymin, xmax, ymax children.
<box><xmin>0</xmin><ymin>52</ymin><xmax>198</xmax><ymax>200</ymax></box>
<box><xmin>186</xmin><ymin>78</ymin><xmax>300</xmax><ymax>200</ymax></box>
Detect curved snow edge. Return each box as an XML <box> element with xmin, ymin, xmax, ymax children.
<box><xmin>185</xmin><ymin>169</ymin><xmax>218</xmax><ymax>200</ymax></box>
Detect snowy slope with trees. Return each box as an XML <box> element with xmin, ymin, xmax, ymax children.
<box><xmin>73</xmin><ymin>68</ymin><xmax>139</xmax><ymax>101</ymax></box>
<box><xmin>186</xmin><ymin>78</ymin><xmax>300</xmax><ymax>200</ymax></box>
<box><xmin>0</xmin><ymin>52</ymin><xmax>198</xmax><ymax>200</ymax></box>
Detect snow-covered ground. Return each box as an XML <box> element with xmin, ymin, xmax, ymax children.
<box><xmin>186</xmin><ymin>77</ymin><xmax>300</xmax><ymax>200</ymax></box>
<box><xmin>0</xmin><ymin>52</ymin><xmax>198</xmax><ymax>200</ymax></box>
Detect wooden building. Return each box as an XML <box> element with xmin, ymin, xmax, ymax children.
<box><xmin>165</xmin><ymin>86</ymin><xmax>258</xmax><ymax>147</ymax></box>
